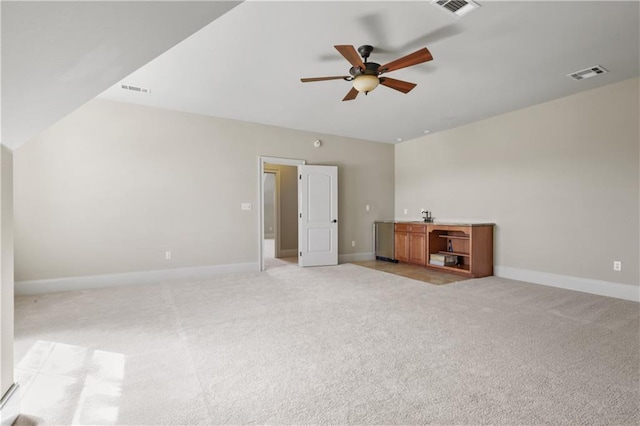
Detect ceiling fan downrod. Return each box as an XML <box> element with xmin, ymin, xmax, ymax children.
<box><xmin>358</xmin><ymin>45</ymin><xmax>374</xmax><ymax>65</ymax></box>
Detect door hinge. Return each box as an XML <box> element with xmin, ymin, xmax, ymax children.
<box><xmin>299</xmin><ymin>213</ymin><xmax>302</xmax><ymax>218</ymax></box>
<box><xmin>299</xmin><ymin>174</ymin><xmax>302</xmax><ymax>180</ymax></box>
<box><xmin>299</xmin><ymin>251</ymin><xmax>302</xmax><ymax>256</ymax></box>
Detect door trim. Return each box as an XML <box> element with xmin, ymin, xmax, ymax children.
<box><xmin>258</xmin><ymin>156</ymin><xmax>305</xmax><ymax>271</ymax></box>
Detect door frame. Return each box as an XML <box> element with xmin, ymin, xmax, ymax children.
<box><xmin>258</xmin><ymin>156</ymin><xmax>305</xmax><ymax>271</ymax></box>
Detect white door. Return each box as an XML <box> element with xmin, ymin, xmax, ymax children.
<box><xmin>298</xmin><ymin>165</ymin><xmax>338</xmax><ymax>267</ymax></box>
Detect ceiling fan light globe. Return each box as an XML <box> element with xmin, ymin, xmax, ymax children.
<box><xmin>353</xmin><ymin>75</ymin><xmax>379</xmax><ymax>93</ymax></box>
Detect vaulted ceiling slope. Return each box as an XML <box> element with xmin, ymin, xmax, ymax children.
<box><xmin>97</xmin><ymin>1</ymin><xmax>640</xmax><ymax>144</ymax></box>
<box><xmin>1</xmin><ymin>1</ymin><xmax>241</xmax><ymax>150</ymax></box>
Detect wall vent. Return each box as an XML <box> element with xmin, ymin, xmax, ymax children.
<box><xmin>121</xmin><ymin>84</ymin><xmax>150</xmax><ymax>94</ymax></box>
<box><xmin>567</xmin><ymin>65</ymin><xmax>608</xmax><ymax>81</ymax></box>
<box><xmin>432</xmin><ymin>0</ymin><xmax>480</xmax><ymax>17</ymax></box>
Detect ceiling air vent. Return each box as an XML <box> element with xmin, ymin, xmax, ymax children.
<box><xmin>121</xmin><ymin>84</ymin><xmax>150</xmax><ymax>94</ymax></box>
<box><xmin>432</xmin><ymin>0</ymin><xmax>480</xmax><ymax>17</ymax></box>
<box><xmin>567</xmin><ymin>65</ymin><xmax>608</xmax><ymax>81</ymax></box>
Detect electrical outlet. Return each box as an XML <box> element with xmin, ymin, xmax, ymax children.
<box><xmin>613</xmin><ymin>261</ymin><xmax>622</xmax><ymax>271</ymax></box>
<box><xmin>165</xmin><ymin>251</ymin><xmax>172</xmax><ymax>260</ymax></box>
<box><xmin>403</xmin><ymin>208</ymin><xmax>408</xmax><ymax>215</ymax></box>
<box><xmin>366</xmin><ymin>204</ymin><xmax>370</xmax><ymax>211</ymax></box>
<box><xmin>241</xmin><ymin>203</ymin><xmax>251</xmax><ymax>211</ymax></box>
<box><xmin>351</xmin><ymin>240</ymin><xmax>355</xmax><ymax>247</ymax></box>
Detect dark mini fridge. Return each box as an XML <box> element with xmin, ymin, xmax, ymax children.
<box><xmin>374</xmin><ymin>221</ymin><xmax>398</xmax><ymax>262</ymax></box>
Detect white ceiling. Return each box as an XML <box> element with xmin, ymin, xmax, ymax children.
<box><xmin>98</xmin><ymin>1</ymin><xmax>640</xmax><ymax>144</ymax></box>
<box><xmin>1</xmin><ymin>1</ymin><xmax>241</xmax><ymax>150</ymax></box>
<box><xmin>2</xmin><ymin>1</ymin><xmax>638</xmax><ymax>149</ymax></box>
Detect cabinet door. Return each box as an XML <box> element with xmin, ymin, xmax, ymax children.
<box><xmin>394</xmin><ymin>231</ymin><xmax>409</xmax><ymax>262</ymax></box>
<box><xmin>409</xmin><ymin>232</ymin><xmax>426</xmax><ymax>265</ymax></box>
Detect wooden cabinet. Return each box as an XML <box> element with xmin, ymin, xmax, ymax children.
<box><xmin>394</xmin><ymin>223</ymin><xmax>409</xmax><ymax>263</ymax></box>
<box><xmin>426</xmin><ymin>224</ymin><xmax>494</xmax><ymax>278</ymax></box>
<box><xmin>408</xmin><ymin>224</ymin><xmax>426</xmax><ymax>265</ymax></box>
<box><xmin>394</xmin><ymin>223</ymin><xmax>426</xmax><ymax>266</ymax></box>
<box><xmin>392</xmin><ymin>222</ymin><xmax>494</xmax><ymax>278</ymax></box>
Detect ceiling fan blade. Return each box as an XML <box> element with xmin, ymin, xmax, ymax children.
<box><xmin>334</xmin><ymin>45</ymin><xmax>366</xmax><ymax>70</ymax></box>
<box><xmin>342</xmin><ymin>87</ymin><xmax>359</xmax><ymax>101</ymax></box>
<box><xmin>301</xmin><ymin>76</ymin><xmax>349</xmax><ymax>83</ymax></box>
<box><xmin>378</xmin><ymin>47</ymin><xmax>433</xmax><ymax>74</ymax></box>
<box><xmin>380</xmin><ymin>77</ymin><xmax>417</xmax><ymax>94</ymax></box>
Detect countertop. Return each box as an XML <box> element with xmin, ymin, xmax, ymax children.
<box><xmin>376</xmin><ymin>220</ymin><xmax>495</xmax><ymax>227</ymax></box>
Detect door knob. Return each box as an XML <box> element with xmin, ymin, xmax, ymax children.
<box><xmin>332</xmin><ymin>219</ymin><xmax>337</xmax><ymax>223</ymax></box>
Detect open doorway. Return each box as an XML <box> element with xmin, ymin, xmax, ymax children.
<box><xmin>263</xmin><ymin>163</ymin><xmax>298</xmax><ymax>269</ymax></box>
<box><xmin>262</xmin><ymin>170</ymin><xmax>277</xmax><ymax>263</ymax></box>
<box><xmin>259</xmin><ymin>157</ymin><xmax>305</xmax><ymax>271</ymax></box>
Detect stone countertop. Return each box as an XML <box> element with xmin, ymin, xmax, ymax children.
<box><xmin>376</xmin><ymin>220</ymin><xmax>495</xmax><ymax>227</ymax></box>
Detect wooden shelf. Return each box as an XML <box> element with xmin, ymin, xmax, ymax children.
<box><xmin>428</xmin><ymin>263</ymin><xmax>471</xmax><ymax>272</ymax></box>
<box><xmin>438</xmin><ymin>250</ymin><xmax>469</xmax><ymax>257</ymax></box>
<box><xmin>427</xmin><ymin>224</ymin><xmax>494</xmax><ymax>278</ymax></box>
<box><xmin>438</xmin><ymin>235</ymin><xmax>469</xmax><ymax>240</ymax></box>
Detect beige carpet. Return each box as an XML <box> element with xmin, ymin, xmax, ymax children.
<box><xmin>13</xmin><ymin>262</ymin><xmax>639</xmax><ymax>425</ymax></box>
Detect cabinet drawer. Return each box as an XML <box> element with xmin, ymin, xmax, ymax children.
<box><xmin>395</xmin><ymin>223</ymin><xmax>410</xmax><ymax>232</ymax></box>
<box><xmin>409</xmin><ymin>224</ymin><xmax>426</xmax><ymax>234</ymax></box>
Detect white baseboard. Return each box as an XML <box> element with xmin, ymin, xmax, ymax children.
<box><xmin>277</xmin><ymin>248</ymin><xmax>298</xmax><ymax>258</ymax></box>
<box><xmin>495</xmin><ymin>266</ymin><xmax>640</xmax><ymax>302</ymax></box>
<box><xmin>15</xmin><ymin>262</ymin><xmax>259</xmax><ymax>296</ymax></box>
<box><xmin>23</xmin><ymin>260</ymin><xmax>633</xmax><ymax>303</ymax></box>
<box><xmin>339</xmin><ymin>252</ymin><xmax>375</xmax><ymax>263</ymax></box>
<box><xmin>0</xmin><ymin>383</ymin><xmax>20</xmax><ymax>426</ymax></box>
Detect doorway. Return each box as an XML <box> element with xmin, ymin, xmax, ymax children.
<box><xmin>259</xmin><ymin>157</ymin><xmax>305</xmax><ymax>271</ymax></box>
<box><xmin>263</xmin><ymin>168</ymin><xmax>291</xmax><ymax>268</ymax></box>
<box><xmin>263</xmin><ymin>171</ymin><xmax>276</xmax><ymax>259</ymax></box>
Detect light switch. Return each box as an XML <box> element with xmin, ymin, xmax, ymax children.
<box><xmin>241</xmin><ymin>203</ymin><xmax>252</xmax><ymax>211</ymax></box>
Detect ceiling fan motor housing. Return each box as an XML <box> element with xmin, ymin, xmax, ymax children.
<box><xmin>350</xmin><ymin>62</ymin><xmax>381</xmax><ymax>77</ymax></box>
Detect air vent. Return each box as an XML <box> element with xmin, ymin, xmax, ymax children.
<box><xmin>432</xmin><ymin>0</ymin><xmax>480</xmax><ymax>17</ymax></box>
<box><xmin>121</xmin><ymin>84</ymin><xmax>150</xmax><ymax>94</ymax></box>
<box><xmin>567</xmin><ymin>65</ymin><xmax>608</xmax><ymax>81</ymax></box>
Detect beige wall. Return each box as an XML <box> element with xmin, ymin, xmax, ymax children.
<box><xmin>396</xmin><ymin>77</ymin><xmax>640</xmax><ymax>286</ymax></box>
<box><xmin>14</xmin><ymin>99</ymin><xmax>394</xmax><ymax>282</ymax></box>
<box><xmin>0</xmin><ymin>146</ymin><xmax>14</xmax><ymax>396</ymax></box>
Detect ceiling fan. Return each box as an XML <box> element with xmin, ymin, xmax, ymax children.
<box><xmin>301</xmin><ymin>45</ymin><xmax>433</xmax><ymax>101</ymax></box>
